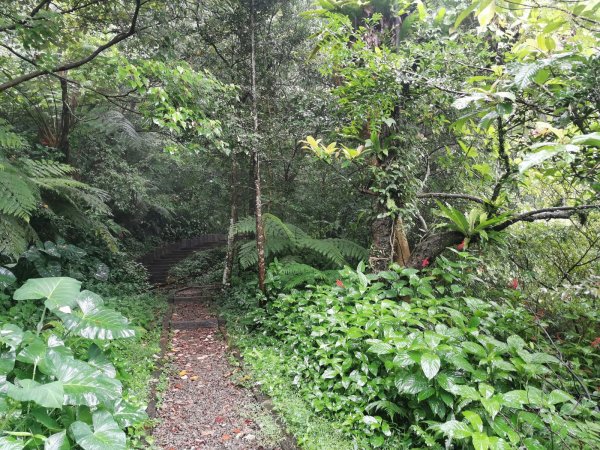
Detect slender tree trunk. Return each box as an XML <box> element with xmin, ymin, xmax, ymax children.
<box><xmin>250</xmin><ymin>0</ymin><xmax>267</xmax><ymax>295</ymax></box>
<box><xmin>393</xmin><ymin>217</ymin><xmax>411</xmax><ymax>266</ymax></box>
<box><xmin>222</xmin><ymin>155</ymin><xmax>240</xmax><ymax>289</ymax></box>
<box><xmin>58</xmin><ymin>75</ymin><xmax>72</xmax><ymax>163</ymax></box>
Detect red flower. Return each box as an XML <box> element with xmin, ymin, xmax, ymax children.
<box><xmin>591</xmin><ymin>337</ymin><xmax>600</xmax><ymax>348</ymax></box>
<box><xmin>456</xmin><ymin>240</ymin><xmax>465</xmax><ymax>251</ymax></box>
<box><xmin>510</xmin><ymin>278</ymin><xmax>519</xmax><ymax>290</ymax></box>
<box><xmin>336</xmin><ymin>279</ymin><xmax>344</xmax><ymax>288</ymax></box>
<box><xmin>421</xmin><ymin>257</ymin><xmax>430</xmax><ymax>268</ymax></box>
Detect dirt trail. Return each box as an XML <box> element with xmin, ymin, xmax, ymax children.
<box><xmin>151</xmin><ymin>286</ymin><xmax>291</xmax><ymax>450</ymax></box>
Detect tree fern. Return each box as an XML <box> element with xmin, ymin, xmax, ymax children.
<box><xmin>234</xmin><ymin>213</ymin><xmax>367</xmax><ymax>270</ymax></box>
<box><xmin>0</xmin><ymin>155</ymin><xmax>114</xmax><ymax>259</ymax></box>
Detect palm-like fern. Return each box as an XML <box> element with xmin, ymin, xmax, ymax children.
<box><xmin>0</xmin><ymin>156</ymin><xmax>115</xmax><ymax>258</ymax></box>
<box><xmin>234</xmin><ymin>213</ymin><xmax>368</xmax><ymax>270</ymax></box>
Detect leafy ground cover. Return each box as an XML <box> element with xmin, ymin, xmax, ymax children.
<box><xmin>0</xmin><ymin>271</ymin><xmax>168</xmax><ymax>449</ymax></box>
<box><xmin>221</xmin><ymin>255</ymin><xmax>600</xmax><ymax>449</ymax></box>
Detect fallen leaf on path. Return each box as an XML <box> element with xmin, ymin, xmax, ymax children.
<box><xmin>215</xmin><ymin>416</ymin><xmax>225</xmax><ymax>423</ymax></box>
<box><xmin>190</xmin><ymin>376</ymin><xmax>199</xmax><ymax>381</ymax></box>
<box><xmin>222</xmin><ymin>434</ymin><xmax>231</xmax><ymax>441</ymax></box>
<box><xmin>179</xmin><ymin>370</ymin><xmax>188</xmax><ymax>376</ymax></box>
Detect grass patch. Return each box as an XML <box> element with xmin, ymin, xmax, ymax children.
<box><xmin>104</xmin><ymin>291</ymin><xmax>169</xmax><ymax>448</ymax></box>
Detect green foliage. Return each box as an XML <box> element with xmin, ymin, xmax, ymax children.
<box><xmin>435</xmin><ymin>202</ymin><xmax>509</xmax><ymax>242</ymax></box>
<box><xmin>0</xmin><ymin>273</ymin><xmax>148</xmax><ymax>449</ymax></box>
<box><xmin>232</xmin><ymin>255</ymin><xmax>600</xmax><ymax>448</ymax></box>
<box><xmin>0</xmin><ymin>154</ymin><xmax>115</xmax><ymax>259</ymax></box>
<box><xmin>234</xmin><ymin>213</ymin><xmax>368</xmax><ymax>270</ymax></box>
<box><xmin>168</xmin><ymin>247</ymin><xmax>226</xmax><ymax>285</ymax></box>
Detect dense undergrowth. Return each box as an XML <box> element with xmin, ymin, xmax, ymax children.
<box><xmin>168</xmin><ymin>247</ymin><xmax>226</xmax><ymax>286</ymax></box>
<box><xmin>222</xmin><ymin>253</ymin><xmax>600</xmax><ymax>449</ymax></box>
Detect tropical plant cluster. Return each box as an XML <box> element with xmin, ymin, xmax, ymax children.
<box><xmin>227</xmin><ymin>254</ymin><xmax>600</xmax><ymax>448</ymax></box>
<box><xmin>0</xmin><ymin>273</ymin><xmax>151</xmax><ymax>449</ymax></box>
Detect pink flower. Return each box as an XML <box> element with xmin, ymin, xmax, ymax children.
<box><xmin>421</xmin><ymin>257</ymin><xmax>430</xmax><ymax>268</ymax></box>
<box><xmin>457</xmin><ymin>240</ymin><xmax>465</xmax><ymax>251</ymax></box>
<box><xmin>336</xmin><ymin>279</ymin><xmax>344</xmax><ymax>288</ymax></box>
<box><xmin>591</xmin><ymin>337</ymin><xmax>600</xmax><ymax>348</ymax></box>
<box><xmin>510</xmin><ymin>278</ymin><xmax>519</xmax><ymax>290</ymax></box>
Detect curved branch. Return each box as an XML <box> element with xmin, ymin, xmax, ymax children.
<box><xmin>493</xmin><ymin>205</ymin><xmax>600</xmax><ymax>231</ymax></box>
<box><xmin>0</xmin><ymin>0</ymin><xmax>142</xmax><ymax>93</ymax></box>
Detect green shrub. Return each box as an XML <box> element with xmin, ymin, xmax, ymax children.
<box><xmin>0</xmin><ymin>272</ymin><xmax>148</xmax><ymax>449</ymax></box>
<box><xmin>249</xmin><ymin>257</ymin><xmax>600</xmax><ymax>448</ymax></box>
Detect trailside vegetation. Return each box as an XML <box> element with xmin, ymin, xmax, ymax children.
<box><xmin>0</xmin><ymin>0</ymin><xmax>598</xmax><ymax>448</ymax></box>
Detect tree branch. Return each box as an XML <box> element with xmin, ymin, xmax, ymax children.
<box><xmin>493</xmin><ymin>205</ymin><xmax>600</xmax><ymax>231</ymax></box>
<box><xmin>417</xmin><ymin>192</ymin><xmax>486</xmax><ymax>204</ymax></box>
<box><xmin>0</xmin><ymin>0</ymin><xmax>142</xmax><ymax>92</ymax></box>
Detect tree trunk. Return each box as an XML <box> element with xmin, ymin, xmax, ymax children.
<box><xmin>58</xmin><ymin>75</ymin><xmax>72</xmax><ymax>163</ymax></box>
<box><xmin>369</xmin><ymin>200</ymin><xmax>393</xmax><ymax>272</ymax></box>
<box><xmin>222</xmin><ymin>155</ymin><xmax>239</xmax><ymax>289</ymax></box>
<box><xmin>250</xmin><ymin>0</ymin><xmax>267</xmax><ymax>295</ymax></box>
<box><xmin>393</xmin><ymin>217</ymin><xmax>411</xmax><ymax>266</ymax></box>
<box><xmin>406</xmin><ymin>230</ymin><xmax>464</xmax><ymax>269</ymax></box>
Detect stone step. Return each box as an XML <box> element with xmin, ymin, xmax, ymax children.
<box><xmin>170</xmin><ymin>319</ymin><xmax>218</xmax><ymax>330</ymax></box>
<box><xmin>173</xmin><ymin>296</ymin><xmax>212</xmax><ymax>304</ymax></box>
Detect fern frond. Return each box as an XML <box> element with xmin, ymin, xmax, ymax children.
<box><xmin>326</xmin><ymin>238</ymin><xmax>369</xmax><ymax>262</ymax></box>
<box><xmin>0</xmin><ymin>119</ymin><xmax>27</xmax><ymax>150</ymax></box>
<box><xmin>297</xmin><ymin>237</ymin><xmax>347</xmax><ymax>267</ymax></box>
<box><xmin>0</xmin><ymin>214</ymin><xmax>37</xmax><ymax>258</ymax></box>
<box><xmin>21</xmin><ymin>159</ymin><xmax>74</xmax><ymax>178</ymax></box>
<box><xmin>0</xmin><ymin>168</ymin><xmax>39</xmax><ymax>219</ymax></box>
<box><xmin>238</xmin><ymin>240</ymin><xmax>259</xmax><ymax>269</ymax></box>
<box><xmin>233</xmin><ymin>216</ymin><xmax>257</xmax><ymax>235</ymax></box>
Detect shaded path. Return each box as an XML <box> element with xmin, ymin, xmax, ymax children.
<box><xmin>151</xmin><ymin>286</ymin><xmax>291</xmax><ymax>450</ymax></box>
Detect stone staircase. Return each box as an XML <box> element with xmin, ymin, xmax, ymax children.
<box><xmin>140</xmin><ymin>234</ymin><xmax>227</xmax><ymax>284</ymax></box>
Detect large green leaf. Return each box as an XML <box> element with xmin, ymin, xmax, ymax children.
<box><xmin>58</xmin><ymin>291</ymin><xmax>135</xmax><ymax>340</ymax></box>
<box><xmin>17</xmin><ymin>337</ymin><xmax>47</xmax><ymax>365</ymax></box>
<box><xmin>0</xmin><ymin>324</ymin><xmax>24</xmax><ymax>349</ymax></box>
<box><xmin>519</xmin><ymin>144</ymin><xmax>578</xmax><ymax>173</ymax></box>
<box><xmin>87</xmin><ymin>344</ymin><xmax>116</xmax><ymax>378</ymax></box>
<box><xmin>45</xmin><ymin>431</ymin><xmax>70</xmax><ymax>450</ymax></box>
<box><xmin>0</xmin><ymin>267</ymin><xmax>16</xmax><ymax>288</ymax></box>
<box><xmin>0</xmin><ymin>436</ymin><xmax>24</xmax><ymax>450</ymax></box>
<box><xmin>48</xmin><ymin>350</ymin><xmax>121</xmax><ymax>407</ymax></box>
<box><xmin>420</xmin><ymin>352</ymin><xmax>441</xmax><ymax>380</ymax></box>
<box><xmin>13</xmin><ymin>278</ymin><xmax>81</xmax><ymax>311</ymax></box>
<box><xmin>7</xmin><ymin>379</ymin><xmax>64</xmax><ymax>409</ymax></box>
<box><xmin>0</xmin><ymin>351</ymin><xmax>15</xmax><ymax>377</ymax></box>
<box><xmin>112</xmin><ymin>399</ymin><xmax>148</xmax><ymax>428</ymax></box>
<box><xmin>571</xmin><ymin>132</ymin><xmax>600</xmax><ymax>147</ymax></box>
<box><xmin>70</xmin><ymin>410</ymin><xmax>126</xmax><ymax>450</ymax></box>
